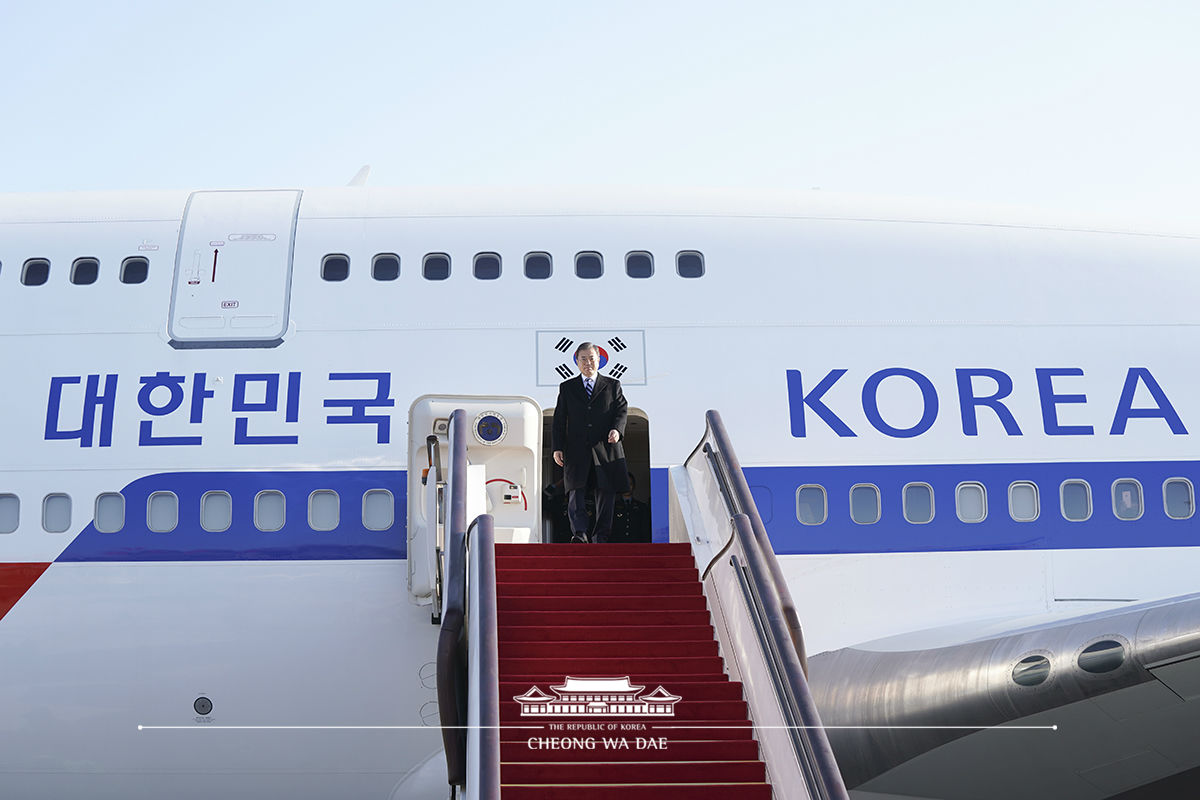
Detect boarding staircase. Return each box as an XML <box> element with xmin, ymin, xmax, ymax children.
<box><xmin>434</xmin><ymin>408</ymin><xmax>848</xmax><ymax>800</ymax></box>
<box><xmin>496</xmin><ymin>541</ymin><xmax>769</xmax><ymax>798</ymax></box>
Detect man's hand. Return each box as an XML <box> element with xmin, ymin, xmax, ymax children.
<box><xmin>553</xmin><ymin>450</ymin><xmax>565</xmax><ymax>467</ymax></box>
<box><xmin>608</xmin><ymin>430</ymin><xmax>620</xmax><ymax>444</ymax></box>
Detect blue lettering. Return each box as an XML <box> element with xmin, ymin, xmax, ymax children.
<box><xmin>324</xmin><ymin>372</ymin><xmax>396</xmax><ymax>444</ymax></box>
<box><xmin>1036</xmin><ymin>368</ymin><xmax>1093</xmax><ymax>436</ymax></box>
<box><xmin>191</xmin><ymin>372</ymin><xmax>215</xmax><ymax>423</ymax></box>
<box><xmin>956</xmin><ymin>369</ymin><xmax>1022</xmax><ymax>436</ymax></box>
<box><xmin>138</xmin><ymin>372</ymin><xmax>198</xmax><ymax>446</ymax></box>
<box><xmin>1110</xmin><ymin>367</ymin><xmax>1187</xmax><ymax>435</ymax></box>
<box><xmin>233</xmin><ymin>372</ymin><xmax>301</xmax><ymax>445</ymax></box>
<box><xmin>861</xmin><ymin>368</ymin><xmax>938</xmax><ymax>438</ymax></box>
<box><xmin>786</xmin><ymin>369</ymin><xmax>856</xmax><ymax>438</ymax></box>
<box><xmin>45</xmin><ymin>374</ymin><xmax>117</xmax><ymax>448</ymax></box>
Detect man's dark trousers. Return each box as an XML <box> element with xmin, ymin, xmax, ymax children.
<box><xmin>568</xmin><ymin>468</ymin><xmax>615</xmax><ymax>543</ymax></box>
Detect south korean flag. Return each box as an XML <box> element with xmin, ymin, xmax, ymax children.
<box><xmin>536</xmin><ymin>330</ymin><xmax>646</xmax><ymax>386</ymax></box>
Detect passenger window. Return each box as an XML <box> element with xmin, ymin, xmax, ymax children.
<box><xmin>423</xmin><ymin>253</ymin><xmax>451</xmax><ymax>281</ymax></box>
<box><xmin>42</xmin><ymin>493</ymin><xmax>71</xmax><ymax>533</ymax></box>
<box><xmin>255</xmin><ymin>490</ymin><xmax>286</xmax><ymax>532</ymax></box>
<box><xmin>625</xmin><ymin>251</ymin><xmax>653</xmax><ymax>278</ymax></box>
<box><xmin>1060</xmin><ymin>480</ymin><xmax>1091</xmax><ymax>521</ymax></box>
<box><xmin>850</xmin><ymin>484</ymin><xmax>880</xmax><ymax>524</ymax></box>
<box><xmin>321</xmin><ymin>254</ymin><xmax>350</xmax><ymax>281</ymax></box>
<box><xmin>903</xmin><ymin>483</ymin><xmax>934</xmax><ymax>524</ymax></box>
<box><xmin>363</xmin><ymin>489</ymin><xmax>395</xmax><ymax>531</ymax></box>
<box><xmin>473</xmin><ymin>252</ymin><xmax>501</xmax><ymax>280</ymax></box>
<box><xmin>201</xmin><ymin>491</ymin><xmax>233</xmax><ymax>532</ymax></box>
<box><xmin>95</xmin><ymin>493</ymin><xmax>125</xmax><ymax>533</ymax></box>
<box><xmin>0</xmin><ymin>493</ymin><xmax>19</xmax><ymax>533</ymax></box>
<box><xmin>1009</xmin><ymin>482</ymin><xmax>1039</xmax><ymax>521</ymax></box>
<box><xmin>120</xmin><ymin>256</ymin><xmax>149</xmax><ymax>284</ymax></box>
<box><xmin>575</xmin><ymin>252</ymin><xmax>603</xmax><ymax>279</ymax></box>
<box><xmin>71</xmin><ymin>257</ymin><xmax>100</xmax><ymax>285</ymax></box>
<box><xmin>956</xmin><ymin>482</ymin><xmax>987</xmax><ymax>522</ymax></box>
<box><xmin>1113</xmin><ymin>479</ymin><xmax>1143</xmax><ymax>520</ymax></box>
<box><xmin>372</xmin><ymin>253</ymin><xmax>400</xmax><ymax>281</ymax></box>
<box><xmin>148</xmin><ymin>492</ymin><xmax>178</xmax><ymax>532</ymax></box>
<box><xmin>676</xmin><ymin>251</ymin><xmax>705</xmax><ymax>278</ymax></box>
<box><xmin>795</xmin><ymin>485</ymin><xmax>827</xmax><ymax>525</ymax></box>
<box><xmin>524</xmin><ymin>252</ymin><xmax>552</xmax><ymax>279</ymax></box>
<box><xmin>309</xmin><ymin>490</ymin><xmax>339</xmax><ymax>531</ymax></box>
<box><xmin>22</xmin><ymin>258</ymin><xmax>51</xmax><ymax>286</ymax></box>
<box><xmin>1164</xmin><ymin>478</ymin><xmax>1194</xmax><ymax>520</ymax></box>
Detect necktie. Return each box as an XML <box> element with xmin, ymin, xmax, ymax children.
<box><xmin>585</xmin><ymin>378</ymin><xmax>594</xmax><ymax>397</ymax></box>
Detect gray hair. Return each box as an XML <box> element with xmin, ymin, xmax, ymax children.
<box><xmin>574</xmin><ymin>341</ymin><xmax>598</xmax><ymax>358</ymax></box>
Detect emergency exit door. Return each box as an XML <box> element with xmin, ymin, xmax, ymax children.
<box><xmin>168</xmin><ymin>189</ymin><xmax>302</xmax><ymax>348</ymax></box>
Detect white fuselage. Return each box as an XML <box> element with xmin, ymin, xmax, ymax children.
<box><xmin>2</xmin><ymin>187</ymin><xmax>1197</xmax><ymax>798</ymax></box>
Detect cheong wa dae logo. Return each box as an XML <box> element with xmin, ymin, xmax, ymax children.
<box><xmin>513</xmin><ymin>676</ymin><xmax>681</xmax><ymax>717</ymax></box>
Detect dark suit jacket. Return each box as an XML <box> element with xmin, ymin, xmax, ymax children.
<box><xmin>552</xmin><ymin>373</ymin><xmax>629</xmax><ymax>493</ymax></box>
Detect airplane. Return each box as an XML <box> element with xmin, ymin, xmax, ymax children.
<box><xmin>1</xmin><ymin>184</ymin><xmax>1199</xmax><ymax>799</ymax></box>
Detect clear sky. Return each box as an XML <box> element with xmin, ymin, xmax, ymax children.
<box><xmin>2</xmin><ymin>1</ymin><xmax>1197</xmax><ymax>226</ymax></box>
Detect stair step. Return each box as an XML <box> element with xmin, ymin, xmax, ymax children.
<box><xmin>497</xmin><ymin>581</ymin><xmax>702</xmax><ymax>597</ymax></box>
<box><xmin>495</xmin><ymin>568</ymin><xmax>698</xmax><ymax>583</ymax></box>
<box><xmin>499</xmin><ymin>720</ymin><xmax>755</xmax><ymax>742</ymax></box>
<box><xmin>500</xmin><ymin>640</ymin><xmax>719</xmax><ymax>659</ymax></box>
<box><xmin>498</xmin><ymin>595</ymin><xmax>709</xmax><ymax>612</ymax></box>
<box><xmin>501</xmin><ymin>699</ymin><xmax>748</xmax><ymax>722</ymax></box>
<box><xmin>500</xmin><ymin>738</ymin><xmax>760</xmax><ymax>762</ymax></box>
<box><xmin>495</xmin><ymin>555</ymin><xmax>696</xmax><ymax>570</ymax></box>
<box><xmin>500</xmin><ymin>681</ymin><xmax>743</xmax><ymax>701</ymax></box>
<box><xmin>497</xmin><ymin>543</ymin><xmax>692</xmax><ymax>556</ymax></box>
<box><xmin>499</xmin><ymin>782</ymin><xmax>772</xmax><ymax>799</ymax></box>
<box><xmin>500</xmin><ymin>656</ymin><xmax>724</xmax><ymax>675</ymax></box>
<box><xmin>498</xmin><ymin>609</ymin><xmax>712</xmax><ymax>627</ymax></box>
<box><xmin>500</xmin><ymin>625</ymin><xmax>714</xmax><ymax>642</ymax></box>
<box><xmin>502</xmin><ymin>760</ymin><xmax>767</xmax><ymax>784</ymax></box>
<box><xmin>502</xmin><ymin>673</ymin><xmax>729</xmax><ymax>685</ymax></box>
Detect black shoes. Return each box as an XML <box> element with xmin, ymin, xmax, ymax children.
<box><xmin>570</xmin><ymin>532</ymin><xmax>589</xmax><ymax>544</ymax></box>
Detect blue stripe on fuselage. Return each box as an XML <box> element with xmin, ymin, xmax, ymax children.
<box><xmin>744</xmin><ymin>460</ymin><xmax>1199</xmax><ymax>555</ymax></box>
<box><xmin>56</xmin><ymin>470</ymin><xmax>406</xmax><ymax>562</ymax></box>
<box><xmin>52</xmin><ymin>461</ymin><xmax>1200</xmax><ymax>563</ymax></box>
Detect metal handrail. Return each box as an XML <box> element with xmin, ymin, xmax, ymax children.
<box><xmin>468</xmin><ymin>514</ymin><xmax>501</xmax><ymax>800</ymax></box>
<box><xmin>733</xmin><ymin>515</ymin><xmax>847</xmax><ymax>800</ymax></box>
<box><xmin>705</xmin><ymin>410</ymin><xmax>809</xmax><ymax>674</ymax></box>
<box><xmin>436</xmin><ymin>410</ymin><xmax>501</xmax><ymax>799</ymax></box>
<box><xmin>437</xmin><ymin>410</ymin><xmax>470</xmax><ymax>789</ymax></box>
<box><xmin>701</xmin><ymin>411</ymin><xmax>847</xmax><ymax>800</ymax></box>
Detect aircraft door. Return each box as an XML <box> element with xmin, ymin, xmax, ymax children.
<box><xmin>168</xmin><ymin>189</ymin><xmax>302</xmax><ymax>348</ymax></box>
<box><xmin>541</xmin><ymin>407</ymin><xmax>652</xmax><ymax>543</ymax></box>
<box><xmin>407</xmin><ymin>395</ymin><xmax>542</xmax><ymax>607</ymax></box>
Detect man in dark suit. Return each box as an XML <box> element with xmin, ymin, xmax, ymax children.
<box><xmin>552</xmin><ymin>342</ymin><xmax>629</xmax><ymax>543</ymax></box>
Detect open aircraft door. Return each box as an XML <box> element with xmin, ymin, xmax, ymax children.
<box><xmin>406</xmin><ymin>395</ymin><xmax>542</xmax><ymax>617</ymax></box>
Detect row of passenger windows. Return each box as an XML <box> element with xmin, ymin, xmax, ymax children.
<box><xmin>0</xmin><ymin>489</ymin><xmax>395</xmax><ymax>534</ymax></box>
<box><xmin>320</xmin><ymin>250</ymin><xmax>706</xmax><ymax>282</ymax></box>
<box><xmin>795</xmin><ymin>478</ymin><xmax>1196</xmax><ymax>525</ymax></box>
<box><xmin>2</xmin><ymin>249</ymin><xmax>706</xmax><ymax>287</ymax></box>
<box><xmin>0</xmin><ymin>257</ymin><xmax>151</xmax><ymax>286</ymax></box>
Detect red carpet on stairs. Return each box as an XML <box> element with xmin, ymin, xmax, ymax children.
<box><xmin>495</xmin><ymin>542</ymin><xmax>773</xmax><ymax>799</ymax></box>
